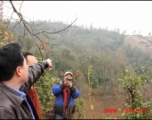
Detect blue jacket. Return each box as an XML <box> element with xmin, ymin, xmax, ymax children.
<box><xmin>52</xmin><ymin>81</ymin><xmax>80</xmax><ymax>115</ymax></box>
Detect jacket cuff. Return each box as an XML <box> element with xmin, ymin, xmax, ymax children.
<box><xmin>43</xmin><ymin>60</ymin><xmax>49</xmax><ymax>68</ymax></box>
<box><xmin>70</xmin><ymin>86</ymin><xmax>76</xmax><ymax>93</ymax></box>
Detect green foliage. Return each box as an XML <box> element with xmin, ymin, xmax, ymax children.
<box><xmin>91</xmin><ymin>79</ymin><xmax>99</xmax><ymax>88</ymax></box>
<box><xmin>34</xmin><ymin>71</ymin><xmax>60</xmax><ymax>119</ymax></box>
<box><xmin>0</xmin><ymin>20</ymin><xmax>14</xmax><ymax>47</ymax></box>
<box><xmin>119</xmin><ymin>66</ymin><xmax>152</xmax><ymax>119</ymax></box>
<box><xmin>74</xmin><ymin>98</ymin><xmax>85</xmax><ymax>119</ymax></box>
<box><xmin>98</xmin><ymin>76</ymin><xmax>111</xmax><ymax>84</ymax></box>
<box><xmin>87</xmin><ymin>66</ymin><xmax>98</xmax><ymax>88</ymax></box>
<box><xmin>88</xmin><ymin>66</ymin><xmax>93</xmax><ymax>86</ymax></box>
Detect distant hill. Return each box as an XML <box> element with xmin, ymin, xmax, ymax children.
<box><xmin>124</xmin><ymin>35</ymin><xmax>152</xmax><ymax>57</ymax></box>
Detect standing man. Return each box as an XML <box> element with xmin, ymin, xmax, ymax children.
<box><xmin>22</xmin><ymin>52</ymin><xmax>42</xmax><ymax>119</ymax></box>
<box><xmin>0</xmin><ymin>43</ymin><xmax>52</xmax><ymax>119</ymax></box>
<box><xmin>52</xmin><ymin>71</ymin><xmax>80</xmax><ymax>119</ymax></box>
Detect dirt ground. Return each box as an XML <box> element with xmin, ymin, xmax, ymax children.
<box><xmin>75</xmin><ymin>81</ymin><xmax>152</xmax><ymax>119</ymax></box>
<box><xmin>82</xmin><ymin>87</ymin><xmax>126</xmax><ymax>119</ymax></box>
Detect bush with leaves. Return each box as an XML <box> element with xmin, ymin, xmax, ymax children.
<box><xmin>34</xmin><ymin>70</ymin><xmax>60</xmax><ymax>119</ymax></box>
<box><xmin>0</xmin><ymin>20</ymin><xmax>14</xmax><ymax>47</ymax></box>
<box><xmin>74</xmin><ymin>98</ymin><xmax>85</xmax><ymax>119</ymax></box>
<box><xmin>119</xmin><ymin>65</ymin><xmax>152</xmax><ymax>119</ymax></box>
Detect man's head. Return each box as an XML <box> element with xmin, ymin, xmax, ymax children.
<box><xmin>63</xmin><ymin>71</ymin><xmax>73</xmax><ymax>86</ymax></box>
<box><xmin>22</xmin><ymin>52</ymin><xmax>38</xmax><ymax>66</ymax></box>
<box><xmin>0</xmin><ymin>43</ymin><xmax>28</xmax><ymax>82</ymax></box>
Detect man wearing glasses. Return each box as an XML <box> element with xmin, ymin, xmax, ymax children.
<box><xmin>52</xmin><ymin>71</ymin><xmax>80</xmax><ymax>119</ymax></box>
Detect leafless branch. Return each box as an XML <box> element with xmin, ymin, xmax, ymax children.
<box><xmin>35</xmin><ymin>42</ymin><xmax>43</xmax><ymax>59</ymax></box>
<box><xmin>7</xmin><ymin>0</ymin><xmax>77</xmax><ymax>59</ymax></box>
<box><xmin>11</xmin><ymin>20</ymin><xmax>21</xmax><ymax>32</ymax></box>
<box><xmin>19</xmin><ymin>1</ymin><xmax>24</xmax><ymax>14</ymax></box>
<box><xmin>23</xmin><ymin>24</ymin><xmax>26</xmax><ymax>38</ymax></box>
<box><xmin>6</xmin><ymin>11</ymin><xmax>14</xmax><ymax>30</ymax></box>
<box><xmin>35</xmin><ymin>18</ymin><xmax>77</xmax><ymax>35</ymax></box>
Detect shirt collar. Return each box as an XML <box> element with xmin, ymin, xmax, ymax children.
<box><xmin>5</xmin><ymin>85</ymin><xmax>26</xmax><ymax>98</ymax></box>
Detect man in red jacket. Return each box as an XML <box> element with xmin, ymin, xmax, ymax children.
<box><xmin>22</xmin><ymin>52</ymin><xmax>42</xmax><ymax>119</ymax></box>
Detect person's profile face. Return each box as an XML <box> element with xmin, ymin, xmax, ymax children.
<box><xmin>20</xmin><ymin>58</ymin><xmax>28</xmax><ymax>83</ymax></box>
<box><xmin>26</xmin><ymin>55</ymin><xmax>38</xmax><ymax>66</ymax></box>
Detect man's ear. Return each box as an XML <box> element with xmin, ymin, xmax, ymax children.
<box><xmin>16</xmin><ymin>66</ymin><xmax>22</xmax><ymax>77</ymax></box>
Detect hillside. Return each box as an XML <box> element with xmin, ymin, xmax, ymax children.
<box><xmin>80</xmin><ymin>35</ymin><xmax>152</xmax><ymax>119</ymax></box>
<box><xmin>124</xmin><ymin>35</ymin><xmax>152</xmax><ymax>57</ymax></box>
<box><xmin>8</xmin><ymin>21</ymin><xmax>152</xmax><ymax>119</ymax></box>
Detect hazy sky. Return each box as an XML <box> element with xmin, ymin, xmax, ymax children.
<box><xmin>3</xmin><ymin>1</ymin><xmax>152</xmax><ymax>36</ymax></box>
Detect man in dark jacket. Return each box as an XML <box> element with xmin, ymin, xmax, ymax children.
<box><xmin>52</xmin><ymin>71</ymin><xmax>80</xmax><ymax>119</ymax></box>
<box><xmin>0</xmin><ymin>43</ymin><xmax>53</xmax><ymax>119</ymax></box>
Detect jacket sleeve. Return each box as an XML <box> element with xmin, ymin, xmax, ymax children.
<box><xmin>52</xmin><ymin>82</ymin><xmax>64</xmax><ymax>96</ymax></box>
<box><xmin>70</xmin><ymin>86</ymin><xmax>80</xmax><ymax>99</ymax></box>
<box><xmin>0</xmin><ymin>107</ymin><xmax>16</xmax><ymax>119</ymax></box>
<box><xmin>25</xmin><ymin>60</ymin><xmax>49</xmax><ymax>90</ymax></box>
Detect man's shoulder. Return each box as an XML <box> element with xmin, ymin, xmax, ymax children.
<box><xmin>0</xmin><ymin>83</ymin><xmax>24</xmax><ymax>106</ymax></box>
<box><xmin>0</xmin><ymin>91</ymin><xmax>17</xmax><ymax>119</ymax></box>
<box><xmin>0</xmin><ymin>89</ymin><xmax>13</xmax><ymax>107</ymax></box>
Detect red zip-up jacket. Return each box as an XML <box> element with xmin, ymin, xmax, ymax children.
<box><xmin>28</xmin><ymin>85</ymin><xmax>42</xmax><ymax>119</ymax></box>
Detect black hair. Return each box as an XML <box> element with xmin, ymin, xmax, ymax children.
<box><xmin>22</xmin><ymin>52</ymin><xmax>34</xmax><ymax>60</ymax></box>
<box><xmin>0</xmin><ymin>43</ymin><xmax>24</xmax><ymax>81</ymax></box>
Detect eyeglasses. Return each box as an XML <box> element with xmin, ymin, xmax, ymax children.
<box><xmin>66</xmin><ymin>78</ymin><xmax>73</xmax><ymax>81</ymax></box>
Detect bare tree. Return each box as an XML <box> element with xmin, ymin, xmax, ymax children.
<box><xmin>2</xmin><ymin>1</ymin><xmax>77</xmax><ymax>59</ymax></box>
